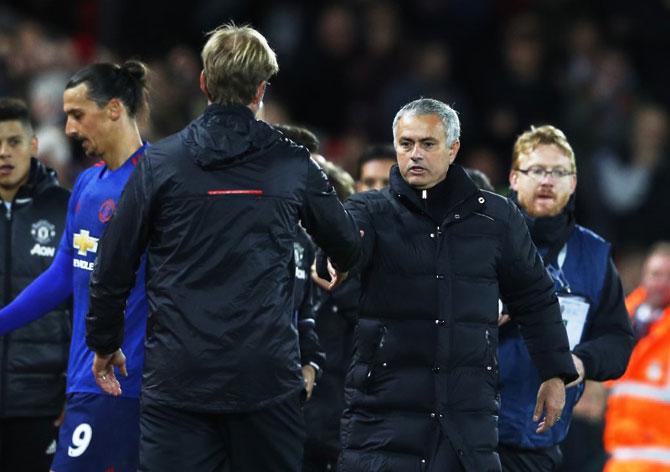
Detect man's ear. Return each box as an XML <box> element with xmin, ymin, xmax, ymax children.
<box><xmin>509</xmin><ymin>169</ymin><xmax>519</xmax><ymax>190</ymax></box>
<box><xmin>30</xmin><ymin>135</ymin><xmax>38</xmax><ymax>157</ymax></box>
<box><xmin>251</xmin><ymin>81</ymin><xmax>267</xmax><ymax>107</ymax></box>
<box><xmin>106</xmin><ymin>98</ymin><xmax>122</xmax><ymax>121</ymax></box>
<box><xmin>448</xmin><ymin>140</ymin><xmax>460</xmax><ymax>164</ymax></box>
<box><xmin>199</xmin><ymin>71</ymin><xmax>213</xmax><ymax>102</ymax></box>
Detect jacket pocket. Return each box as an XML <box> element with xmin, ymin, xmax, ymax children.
<box><xmin>484</xmin><ymin>328</ymin><xmax>498</xmax><ymax>376</ymax></box>
<box><xmin>363</xmin><ymin>325</ymin><xmax>388</xmax><ymax>392</ymax></box>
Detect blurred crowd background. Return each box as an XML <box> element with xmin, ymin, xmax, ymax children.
<box><xmin>1</xmin><ymin>0</ymin><xmax>669</xmax><ymax>289</ymax></box>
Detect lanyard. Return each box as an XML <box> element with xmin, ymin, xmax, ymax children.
<box><xmin>546</xmin><ymin>244</ymin><xmax>572</xmax><ymax>294</ymax></box>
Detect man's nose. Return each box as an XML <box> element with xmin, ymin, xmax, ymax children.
<box><xmin>0</xmin><ymin>142</ymin><xmax>10</xmax><ymax>157</ymax></box>
<box><xmin>539</xmin><ymin>172</ymin><xmax>555</xmax><ymax>184</ymax></box>
<box><xmin>409</xmin><ymin>144</ymin><xmax>422</xmax><ymax>159</ymax></box>
<box><xmin>64</xmin><ymin>119</ymin><xmax>77</xmax><ymax>137</ymax></box>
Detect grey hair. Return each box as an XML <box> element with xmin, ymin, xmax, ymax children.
<box><xmin>392</xmin><ymin>98</ymin><xmax>461</xmax><ymax>146</ymax></box>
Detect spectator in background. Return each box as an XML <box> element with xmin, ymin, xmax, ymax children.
<box><xmin>460</xmin><ymin>146</ymin><xmax>505</xmax><ymax>190</ymax></box>
<box><xmin>588</xmin><ymin>103</ymin><xmax>670</xmax><ymax>247</ymax></box>
<box><xmin>145</xmin><ymin>47</ymin><xmax>203</xmax><ymax>141</ymax></box>
<box><xmin>480</xmin><ymin>12</ymin><xmax>559</xmax><ymax>160</ymax></box>
<box><xmin>288</xmin><ymin>4</ymin><xmax>357</xmax><ymax>134</ymax></box>
<box><xmin>498</xmin><ymin>125</ymin><xmax>634</xmax><ymax>471</ymax></box>
<box><xmin>559</xmin><ymin>18</ymin><xmax>605</xmax><ymax>155</ymax></box>
<box><xmin>0</xmin><ymin>97</ymin><xmax>70</xmax><ymax>472</ymax></box>
<box><xmin>604</xmin><ymin>242</ymin><xmax>670</xmax><ymax>472</ymax></box>
<box><xmin>28</xmin><ymin>71</ymin><xmax>72</xmax><ymax>185</ymax></box>
<box><xmin>355</xmin><ymin>144</ymin><xmax>396</xmax><ymax>192</ymax></box>
<box><xmin>351</xmin><ymin>2</ymin><xmax>402</xmax><ymax>139</ymax></box>
<box><xmin>378</xmin><ymin>40</ymin><xmax>472</xmax><ymax>144</ymax></box>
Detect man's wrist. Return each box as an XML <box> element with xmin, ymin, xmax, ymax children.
<box><xmin>94</xmin><ymin>347</ymin><xmax>119</xmax><ymax>357</ymax></box>
<box><xmin>306</xmin><ymin>361</ymin><xmax>322</xmax><ymax>380</ymax></box>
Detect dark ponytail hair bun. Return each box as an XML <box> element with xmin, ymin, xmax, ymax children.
<box><xmin>121</xmin><ymin>60</ymin><xmax>148</xmax><ymax>87</ymax></box>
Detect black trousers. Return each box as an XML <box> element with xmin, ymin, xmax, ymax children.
<box><xmin>139</xmin><ymin>393</ymin><xmax>305</xmax><ymax>472</ymax></box>
<box><xmin>0</xmin><ymin>416</ymin><xmax>58</xmax><ymax>472</ymax></box>
<box><xmin>498</xmin><ymin>444</ymin><xmax>562</xmax><ymax>472</ymax></box>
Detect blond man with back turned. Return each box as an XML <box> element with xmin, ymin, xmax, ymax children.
<box><xmin>85</xmin><ymin>24</ymin><xmax>360</xmax><ymax>472</ymax></box>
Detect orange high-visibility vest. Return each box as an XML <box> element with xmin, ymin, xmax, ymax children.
<box><xmin>604</xmin><ymin>287</ymin><xmax>670</xmax><ymax>472</ymax></box>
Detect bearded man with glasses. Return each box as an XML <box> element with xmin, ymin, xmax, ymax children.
<box><xmin>496</xmin><ymin>125</ymin><xmax>635</xmax><ymax>471</ymax></box>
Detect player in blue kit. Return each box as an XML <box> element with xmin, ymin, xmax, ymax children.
<box><xmin>0</xmin><ymin>61</ymin><xmax>149</xmax><ymax>472</ymax></box>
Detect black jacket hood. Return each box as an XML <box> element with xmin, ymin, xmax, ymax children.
<box><xmin>15</xmin><ymin>158</ymin><xmax>61</xmax><ymax>199</ymax></box>
<box><xmin>183</xmin><ymin>103</ymin><xmax>281</xmax><ymax>170</ymax></box>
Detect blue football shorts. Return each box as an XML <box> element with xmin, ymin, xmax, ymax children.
<box><xmin>50</xmin><ymin>392</ymin><xmax>140</xmax><ymax>472</ymax></box>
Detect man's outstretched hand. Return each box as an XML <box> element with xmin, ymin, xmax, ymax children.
<box><xmin>311</xmin><ymin>258</ymin><xmax>348</xmax><ymax>291</ymax></box>
<box><xmin>310</xmin><ymin>230</ymin><xmax>364</xmax><ymax>291</ymax></box>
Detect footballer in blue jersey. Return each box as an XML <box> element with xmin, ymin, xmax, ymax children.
<box><xmin>51</xmin><ymin>149</ymin><xmax>148</xmax><ymax>472</ymax></box>
<box><xmin>0</xmin><ymin>62</ymin><xmax>150</xmax><ymax>472</ymax></box>
<box><xmin>63</xmin><ymin>147</ymin><xmax>148</xmax><ymax>399</ymax></box>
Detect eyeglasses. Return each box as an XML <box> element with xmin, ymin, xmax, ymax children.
<box><xmin>516</xmin><ymin>166</ymin><xmax>575</xmax><ymax>179</ymax></box>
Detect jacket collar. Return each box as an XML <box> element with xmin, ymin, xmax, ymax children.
<box><xmin>15</xmin><ymin>158</ymin><xmax>59</xmax><ymax>201</ymax></box>
<box><xmin>206</xmin><ymin>102</ymin><xmax>255</xmax><ymax>120</ymax></box>
<box><xmin>389</xmin><ymin>164</ymin><xmax>483</xmax><ymax>224</ymax></box>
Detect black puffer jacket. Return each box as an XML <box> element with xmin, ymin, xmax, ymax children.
<box><xmin>339</xmin><ymin>165</ymin><xmax>577</xmax><ymax>472</ymax></box>
<box><xmin>87</xmin><ymin>104</ymin><xmax>360</xmax><ymax>412</ymax></box>
<box><xmin>0</xmin><ymin>159</ymin><xmax>70</xmax><ymax>417</ymax></box>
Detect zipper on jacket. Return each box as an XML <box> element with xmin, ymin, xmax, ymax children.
<box><xmin>2</xmin><ymin>203</ymin><xmax>11</xmax><ymax>305</ymax></box>
<box><xmin>1</xmin><ymin>203</ymin><xmax>13</xmax><ymax>415</ymax></box>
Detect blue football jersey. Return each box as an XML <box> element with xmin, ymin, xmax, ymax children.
<box><xmin>59</xmin><ymin>144</ymin><xmax>148</xmax><ymax>398</ymax></box>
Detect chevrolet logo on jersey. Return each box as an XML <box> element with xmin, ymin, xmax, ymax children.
<box><xmin>73</xmin><ymin>230</ymin><xmax>99</xmax><ymax>256</ymax></box>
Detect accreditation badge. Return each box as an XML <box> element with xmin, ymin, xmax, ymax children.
<box><xmin>558</xmin><ymin>294</ymin><xmax>590</xmax><ymax>350</ymax></box>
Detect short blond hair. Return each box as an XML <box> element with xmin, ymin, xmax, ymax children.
<box><xmin>512</xmin><ymin>125</ymin><xmax>576</xmax><ymax>172</ymax></box>
<box><xmin>201</xmin><ymin>24</ymin><xmax>279</xmax><ymax>106</ymax></box>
